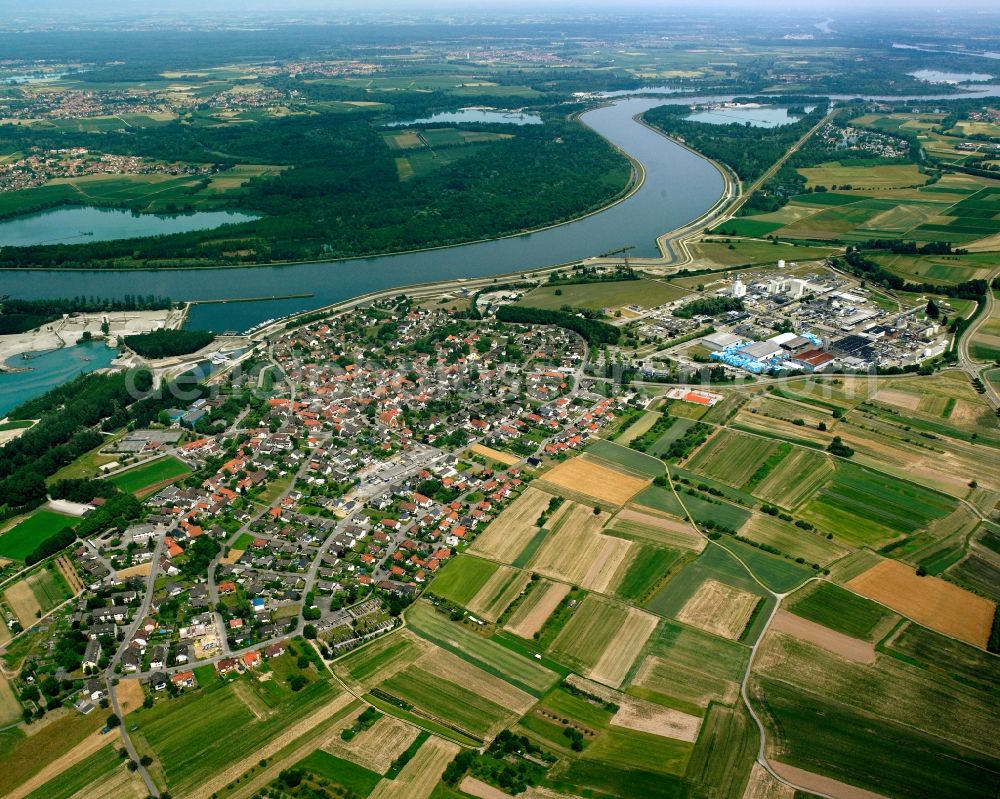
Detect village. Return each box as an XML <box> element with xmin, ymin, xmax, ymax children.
<box><xmin>8</xmin><ymin>295</ymin><xmax>644</xmax><ymax>720</ymax></box>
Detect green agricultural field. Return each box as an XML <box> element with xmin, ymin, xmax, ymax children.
<box><xmin>629</xmin><ymin>621</ymin><xmax>750</xmax><ymax>712</ymax></box>
<box><xmin>23</xmin><ymin>744</ymin><xmax>128</xmax><ymax>799</ymax></box>
<box><xmin>380</xmin><ymin>664</ymin><xmax>511</xmax><ymax>739</ymax></box>
<box><xmin>886</xmin><ymin>621</ymin><xmax>1000</xmax><ymax>694</ymax></box>
<box><xmin>615</xmin><ymin>545</ymin><xmax>684</xmax><ymax>602</ymax></box>
<box><xmin>946</xmin><ymin>553</ymin><xmax>1000</xmax><ymax>602</ymax></box>
<box><xmin>750</xmin><ymin>447</ymin><xmax>835</xmax><ymax>510</ymax></box>
<box><xmin>0</xmin><ymin>711</ymin><xmax>104</xmax><ymax>797</ymax></box>
<box><xmin>585</xmin><ymin>439</ymin><xmax>665</xmax><ymax>479</ymax></box>
<box><xmin>799</xmin><ymin>461</ymin><xmax>956</xmax><ymax>547</ymax></box>
<box><xmin>630</xmin><ymin>485</ymin><xmax>687</xmax><ymax>518</ymax></box>
<box><xmin>718</xmin><ymin>539</ymin><xmax>813</xmax><ymax>593</ymax></box>
<box><xmin>645</xmin><ymin>418</ymin><xmax>695</xmax><ymax>459</ymax></box>
<box><xmin>517</xmin><ymin>278</ymin><xmax>690</xmax><ymax>311</ymax></box>
<box><xmin>336</xmin><ymin>633</ymin><xmax>425</xmax><ymax>688</ymax></box>
<box><xmin>674</xmin><ymin>491</ymin><xmax>751</xmax><ymax>532</ymax></box>
<box><xmin>550</xmin><ymin>757</ymin><xmax>688</xmax><ymax>799</ymax></box>
<box><xmin>869</xmin><ymin>252</ymin><xmax>997</xmax><ymax>286</ymax></box>
<box><xmin>643</xmin><ymin>546</ymin><xmax>772</xmax><ymax>642</ymax></box>
<box><xmin>740</xmin><ymin>514</ymin><xmax>847</xmax><ymax>566</ymax></box>
<box><xmin>109</xmin><ymin>456</ymin><xmax>191</xmax><ymax>495</ymax></box>
<box><xmin>427</xmin><ymin>555</ymin><xmax>499</xmax><ymax>606</ymax></box>
<box><xmin>687</xmin><ymin>238</ymin><xmax>837</xmax><ymax>268</ymax></box>
<box><xmin>130</xmin><ymin>667</ymin><xmax>340</xmax><ymax>795</ymax></box>
<box><xmin>686</xmin><ymin>429</ymin><xmax>782</xmax><ymax>488</ymax></box>
<box><xmin>547</xmin><ymin>595</ymin><xmax>628</xmax><ymax>674</ymax></box>
<box><xmin>294</xmin><ymin>751</ymin><xmax>382</xmax><ymax>795</ymax></box>
<box><xmin>581</xmin><ymin>728</ymin><xmax>693</xmax><ymax>778</ymax></box>
<box><xmin>785</xmin><ymin>581</ymin><xmax>898</xmax><ymax>641</ymax></box>
<box><xmin>683</xmin><ymin>702</ymin><xmax>757</xmax><ymax>799</ymax></box>
<box><xmin>0</xmin><ymin>510</ymin><xmax>77</xmax><ymax>561</ymax></box>
<box><xmin>752</xmin><ymin>677</ymin><xmax>1000</xmax><ymax>799</ymax></box>
<box><xmin>406</xmin><ymin>601</ymin><xmax>557</xmax><ymax>695</ymax></box>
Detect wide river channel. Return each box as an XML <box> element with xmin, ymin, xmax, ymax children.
<box><xmin>0</xmin><ymin>97</ymin><xmax>726</xmax><ymax>333</ymax></box>
<box><xmin>2</xmin><ymin>87</ymin><xmax>1000</xmax><ymax>334</ymax></box>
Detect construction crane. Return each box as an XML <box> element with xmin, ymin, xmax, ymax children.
<box><xmin>599</xmin><ymin>245</ymin><xmax>635</xmax><ymax>269</ymax></box>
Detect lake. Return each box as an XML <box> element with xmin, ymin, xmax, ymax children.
<box><xmin>909</xmin><ymin>70</ymin><xmax>994</xmax><ymax>85</ymax></box>
<box><xmin>386</xmin><ymin>108</ymin><xmax>543</xmax><ymax>126</ymax></box>
<box><xmin>684</xmin><ymin>105</ymin><xmax>811</xmax><ymax>127</ymax></box>
<box><xmin>0</xmin><ymin>340</ymin><xmax>119</xmax><ymax>418</ymax></box>
<box><xmin>0</xmin><ymin>206</ymin><xmax>259</xmax><ymax>247</ymax></box>
<box><xmin>0</xmin><ymin>97</ymin><xmax>726</xmax><ymax>333</ymax></box>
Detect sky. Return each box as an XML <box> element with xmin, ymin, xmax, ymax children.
<box><xmin>5</xmin><ymin>0</ymin><xmax>1000</xmax><ymax>14</ymax></box>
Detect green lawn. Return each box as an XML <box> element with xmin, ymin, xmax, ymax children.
<box><xmin>517</xmin><ymin>278</ymin><xmax>690</xmax><ymax>311</ymax></box>
<box><xmin>109</xmin><ymin>456</ymin><xmax>191</xmax><ymax>495</ymax></box>
<box><xmin>0</xmin><ymin>510</ymin><xmax>77</xmax><ymax>561</ymax></box>
<box><xmin>295</xmin><ymin>750</ymin><xmax>382</xmax><ymax>794</ymax></box>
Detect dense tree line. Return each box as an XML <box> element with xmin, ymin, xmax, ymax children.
<box><xmin>0</xmin><ymin>110</ymin><xmax>631</xmax><ymax>268</ymax></box>
<box><xmin>642</xmin><ymin>101</ymin><xmax>828</xmax><ymax>184</ymax></box>
<box><xmin>837</xmin><ymin>248</ymin><xmax>988</xmax><ymax>300</ymax></box>
<box><xmin>123</xmin><ymin>329</ymin><xmax>215</xmax><ymax>359</ymax></box>
<box><xmin>0</xmin><ymin>296</ymin><xmax>173</xmax><ymax>335</ymax></box>
<box><xmin>673</xmin><ymin>297</ymin><xmax>745</xmax><ymax>319</ymax></box>
<box><xmin>495</xmin><ymin>305</ymin><xmax>620</xmax><ymax>345</ymax></box>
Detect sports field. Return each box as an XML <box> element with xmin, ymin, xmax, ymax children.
<box><xmin>0</xmin><ymin>510</ymin><xmax>77</xmax><ymax>561</ymax></box>
<box><xmin>110</xmin><ymin>456</ymin><xmax>191</xmax><ymax>495</ymax></box>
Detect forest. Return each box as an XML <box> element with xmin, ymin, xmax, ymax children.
<box><xmin>123</xmin><ymin>329</ymin><xmax>215</xmax><ymax>359</ymax></box>
<box><xmin>0</xmin><ymin>106</ymin><xmax>632</xmax><ymax>268</ymax></box>
<box><xmin>642</xmin><ymin>101</ymin><xmax>829</xmax><ymax>184</ymax></box>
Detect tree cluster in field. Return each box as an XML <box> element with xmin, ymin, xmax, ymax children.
<box><xmin>123</xmin><ymin>328</ymin><xmax>215</xmax><ymax>359</ymax></box>
<box><xmin>443</xmin><ymin>730</ymin><xmax>550</xmax><ymax>794</ymax></box>
<box><xmin>837</xmin><ymin>247</ymin><xmax>987</xmax><ymax>300</ymax></box>
<box><xmin>0</xmin><ymin>295</ymin><xmax>173</xmax><ymax>335</ymax></box>
<box><xmin>495</xmin><ymin>305</ymin><xmax>620</xmax><ymax>345</ymax></box>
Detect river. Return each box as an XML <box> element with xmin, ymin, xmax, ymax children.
<box><xmin>0</xmin><ymin>97</ymin><xmax>725</xmax><ymax>333</ymax></box>
<box><xmin>3</xmin><ymin>88</ymin><xmax>1000</xmax><ymax>334</ymax></box>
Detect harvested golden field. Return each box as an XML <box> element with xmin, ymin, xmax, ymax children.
<box><xmin>328</xmin><ymin>714</ymin><xmax>419</xmax><ymax>774</ymax></box>
<box><xmin>115</xmin><ymin>562</ymin><xmax>153</xmax><ymax>579</ymax></box>
<box><xmin>220</xmin><ymin>548</ymin><xmax>245</xmax><ymax>566</ymax></box>
<box><xmin>770</xmin><ymin>609</ymin><xmax>875</xmax><ymax>665</ymax></box>
<box><xmin>676</xmin><ymin>579</ymin><xmax>760</xmax><ymax>640</ymax></box>
<box><xmin>589</xmin><ymin>607</ymin><xmax>660</xmax><ymax>688</ymax></box>
<box><xmin>469</xmin><ymin>487</ymin><xmax>554</xmax><ymax>563</ymax></box>
<box><xmin>742</xmin><ymin>763</ymin><xmax>794</xmax><ymax>799</ymax></box>
<box><xmin>466</xmin><ymin>565</ymin><xmax>531</xmax><ymax>623</ymax></box>
<box><xmin>368</xmin><ymin>736</ymin><xmax>460</xmax><ymax>799</ymax></box>
<box><xmin>530</xmin><ymin>502</ymin><xmax>635</xmax><ymax>592</ymax></box>
<box><xmin>3</xmin><ymin>578</ymin><xmax>41</xmax><ymax>626</ymax></box>
<box><xmin>468</xmin><ymin>443</ymin><xmax>521</xmax><ymax>466</ymax></box>
<box><xmin>538</xmin><ymin>457</ymin><xmax>649</xmax><ymax>506</ymax></box>
<box><xmin>116</xmin><ymin>678</ymin><xmax>146</xmax><ymax>716</ymax></box>
<box><xmin>460</xmin><ymin>776</ymin><xmax>512</xmax><ymax>799</ymax></box>
<box><xmin>769</xmin><ymin>763</ymin><xmax>888</xmax><ymax>799</ymax></box>
<box><xmin>610</xmin><ymin>699</ymin><xmax>702</xmax><ymax>743</ymax></box>
<box><xmin>503</xmin><ymin>580</ymin><xmax>570</xmax><ymax>639</ymax></box>
<box><xmin>846</xmin><ymin>559</ymin><xmax>994</xmax><ymax>648</ymax></box>
<box><xmin>551</xmin><ymin>597</ymin><xmax>657</xmax><ymax>687</ymax></box>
